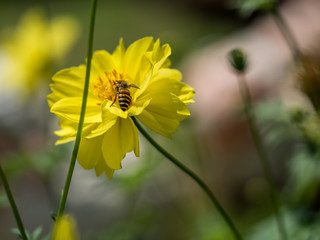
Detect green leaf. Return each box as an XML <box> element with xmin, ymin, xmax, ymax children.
<box><xmin>31</xmin><ymin>226</ymin><xmax>43</xmax><ymax>240</ymax></box>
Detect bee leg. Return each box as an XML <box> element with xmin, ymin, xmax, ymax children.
<box><xmin>110</xmin><ymin>93</ymin><xmax>118</xmax><ymax>107</ymax></box>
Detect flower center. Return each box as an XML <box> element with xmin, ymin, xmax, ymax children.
<box><xmin>93</xmin><ymin>70</ymin><xmax>125</xmax><ymax>105</ymax></box>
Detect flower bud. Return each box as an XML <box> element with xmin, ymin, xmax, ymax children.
<box><xmin>228</xmin><ymin>49</ymin><xmax>248</xmax><ymax>73</ymax></box>
<box><xmin>52</xmin><ymin>215</ymin><xmax>79</xmax><ymax>240</ymax></box>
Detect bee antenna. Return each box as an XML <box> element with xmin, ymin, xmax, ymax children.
<box><xmin>129</xmin><ymin>84</ymin><xmax>140</xmax><ymax>89</ymax></box>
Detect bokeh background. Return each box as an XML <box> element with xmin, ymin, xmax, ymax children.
<box><xmin>1</xmin><ymin>0</ymin><xmax>320</xmax><ymax>239</ymax></box>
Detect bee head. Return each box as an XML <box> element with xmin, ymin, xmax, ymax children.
<box><xmin>120</xmin><ymin>81</ymin><xmax>129</xmax><ymax>89</ymax></box>
<box><xmin>115</xmin><ymin>80</ymin><xmax>139</xmax><ymax>90</ymax></box>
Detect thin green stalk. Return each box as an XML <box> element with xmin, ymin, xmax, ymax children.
<box><xmin>57</xmin><ymin>0</ymin><xmax>97</xmax><ymax>218</ymax></box>
<box><xmin>0</xmin><ymin>165</ymin><xmax>28</xmax><ymax>240</ymax></box>
<box><xmin>131</xmin><ymin>116</ymin><xmax>243</xmax><ymax>240</ymax></box>
<box><xmin>236</xmin><ymin>74</ymin><xmax>288</xmax><ymax>240</ymax></box>
<box><xmin>272</xmin><ymin>9</ymin><xmax>320</xmax><ymax>113</ymax></box>
<box><xmin>271</xmin><ymin>8</ymin><xmax>301</xmax><ymax>63</ymax></box>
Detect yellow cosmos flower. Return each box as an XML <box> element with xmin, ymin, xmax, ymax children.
<box><xmin>0</xmin><ymin>8</ymin><xmax>79</xmax><ymax>97</ymax></box>
<box><xmin>52</xmin><ymin>215</ymin><xmax>79</xmax><ymax>240</ymax></box>
<box><xmin>48</xmin><ymin>37</ymin><xmax>195</xmax><ymax>179</ymax></box>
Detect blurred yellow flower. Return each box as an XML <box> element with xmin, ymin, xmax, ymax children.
<box><xmin>48</xmin><ymin>37</ymin><xmax>195</xmax><ymax>179</ymax></box>
<box><xmin>0</xmin><ymin>8</ymin><xmax>79</xmax><ymax>98</ymax></box>
<box><xmin>52</xmin><ymin>215</ymin><xmax>79</xmax><ymax>240</ymax></box>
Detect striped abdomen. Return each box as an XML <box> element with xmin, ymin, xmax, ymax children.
<box><xmin>118</xmin><ymin>88</ymin><xmax>131</xmax><ymax>111</ymax></box>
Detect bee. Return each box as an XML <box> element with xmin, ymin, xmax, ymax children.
<box><xmin>110</xmin><ymin>80</ymin><xmax>139</xmax><ymax>111</ymax></box>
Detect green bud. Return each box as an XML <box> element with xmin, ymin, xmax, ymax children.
<box><xmin>228</xmin><ymin>49</ymin><xmax>248</xmax><ymax>73</ymax></box>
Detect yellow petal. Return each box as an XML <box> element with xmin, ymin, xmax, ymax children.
<box><xmin>104</xmin><ymin>166</ymin><xmax>115</xmax><ymax>179</ymax></box>
<box><xmin>90</xmin><ymin>50</ymin><xmax>116</xmax><ymax>79</ymax></box>
<box><xmin>128</xmin><ymin>98</ymin><xmax>152</xmax><ymax>116</ymax></box>
<box><xmin>55</xmin><ymin>133</ymin><xmax>76</xmax><ymax>145</ymax></box>
<box><xmin>139</xmin><ymin>68</ymin><xmax>195</xmax><ymax>104</ymax></box>
<box><xmin>55</xmin><ymin>123</ymin><xmax>76</xmax><ymax>137</ymax></box>
<box><xmin>148</xmin><ymin>39</ymin><xmax>172</xmax><ymax>72</ymax></box>
<box><xmin>100</xmin><ymin>97</ymin><xmax>151</xmax><ymax>120</ymax></box>
<box><xmin>88</xmin><ymin>108</ymin><xmax>118</xmax><ymax>138</ymax></box>
<box><xmin>48</xmin><ymin>65</ymin><xmax>87</xmax><ymax>107</ymax></box>
<box><xmin>135</xmin><ymin>67</ymin><xmax>194</xmax><ymax>138</ymax></box>
<box><xmin>94</xmin><ymin>156</ymin><xmax>115</xmax><ymax>179</ymax></box>
<box><xmin>55</xmin><ymin>137</ymin><xmax>72</xmax><ymax>145</ymax></box>
<box><xmin>51</xmin><ymin>97</ymin><xmax>101</xmax><ymax>123</ymax></box>
<box><xmin>124</xmin><ymin>37</ymin><xmax>153</xmax><ymax>85</ymax></box>
<box><xmin>101</xmin><ymin>100</ymin><xmax>129</xmax><ymax>119</ymax></box>
<box><xmin>137</xmin><ymin>93</ymin><xmax>190</xmax><ymax>138</ymax></box>
<box><xmin>101</xmin><ymin>118</ymin><xmax>139</xmax><ymax>170</ymax></box>
<box><xmin>54</xmin><ymin>121</ymin><xmax>101</xmax><ymax>144</ymax></box>
<box><xmin>131</xmin><ymin>70</ymin><xmax>152</xmax><ymax>103</ymax></box>
<box><xmin>77</xmin><ymin>134</ymin><xmax>104</xmax><ymax>169</ymax></box>
<box><xmin>112</xmin><ymin>38</ymin><xmax>125</xmax><ymax>70</ymax></box>
<box><xmin>53</xmin><ymin>117</ymin><xmax>77</xmax><ymax>144</ymax></box>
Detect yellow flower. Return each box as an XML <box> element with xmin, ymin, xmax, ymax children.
<box><xmin>52</xmin><ymin>215</ymin><xmax>79</xmax><ymax>240</ymax></box>
<box><xmin>0</xmin><ymin>8</ymin><xmax>79</xmax><ymax>98</ymax></box>
<box><xmin>48</xmin><ymin>37</ymin><xmax>195</xmax><ymax>179</ymax></box>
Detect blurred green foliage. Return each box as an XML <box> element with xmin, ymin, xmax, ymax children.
<box><xmin>233</xmin><ymin>0</ymin><xmax>278</xmax><ymax>16</ymax></box>
<box><xmin>2</xmin><ymin>144</ymin><xmax>70</xmax><ymax>179</ymax></box>
<box><xmin>247</xmin><ymin>210</ymin><xmax>320</xmax><ymax>240</ymax></box>
<box><xmin>252</xmin><ymin>100</ymin><xmax>320</xmax><ymax>239</ymax></box>
<box><xmin>12</xmin><ymin>226</ymin><xmax>50</xmax><ymax>240</ymax></box>
<box><xmin>1</xmin><ymin>0</ymin><xmax>320</xmax><ymax>240</ymax></box>
<box><xmin>0</xmin><ymin>0</ymin><xmax>245</xmax><ymax>68</ymax></box>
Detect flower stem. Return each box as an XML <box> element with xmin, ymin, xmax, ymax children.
<box><xmin>0</xmin><ymin>164</ymin><xmax>28</xmax><ymax>240</ymax></box>
<box><xmin>236</xmin><ymin>73</ymin><xmax>288</xmax><ymax>240</ymax></box>
<box><xmin>131</xmin><ymin>116</ymin><xmax>243</xmax><ymax>240</ymax></box>
<box><xmin>271</xmin><ymin>8</ymin><xmax>301</xmax><ymax>63</ymax></box>
<box><xmin>57</xmin><ymin>0</ymin><xmax>97</xmax><ymax>218</ymax></box>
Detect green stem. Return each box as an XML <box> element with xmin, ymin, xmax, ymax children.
<box><xmin>131</xmin><ymin>116</ymin><xmax>243</xmax><ymax>240</ymax></box>
<box><xmin>0</xmin><ymin>165</ymin><xmax>28</xmax><ymax>240</ymax></box>
<box><xmin>271</xmin><ymin>8</ymin><xmax>301</xmax><ymax>63</ymax></box>
<box><xmin>236</xmin><ymin>74</ymin><xmax>288</xmax><ymax>240</ymax></box>
<box><xmin>57</xmin><ymin>0</ymin><xmax>97</xmax><ymax>218</ymax></box>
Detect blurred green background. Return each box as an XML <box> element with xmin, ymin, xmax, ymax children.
<box><xmin>1</xmin><ymin>0</ymin><xmax>320</xmax><ymax>240</ymax></box>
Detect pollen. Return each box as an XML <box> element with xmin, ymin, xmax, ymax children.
<box><xmin>93</xmin><ymin>70</ymin><xmax>125</xmax><ymax>105</ymax></box>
